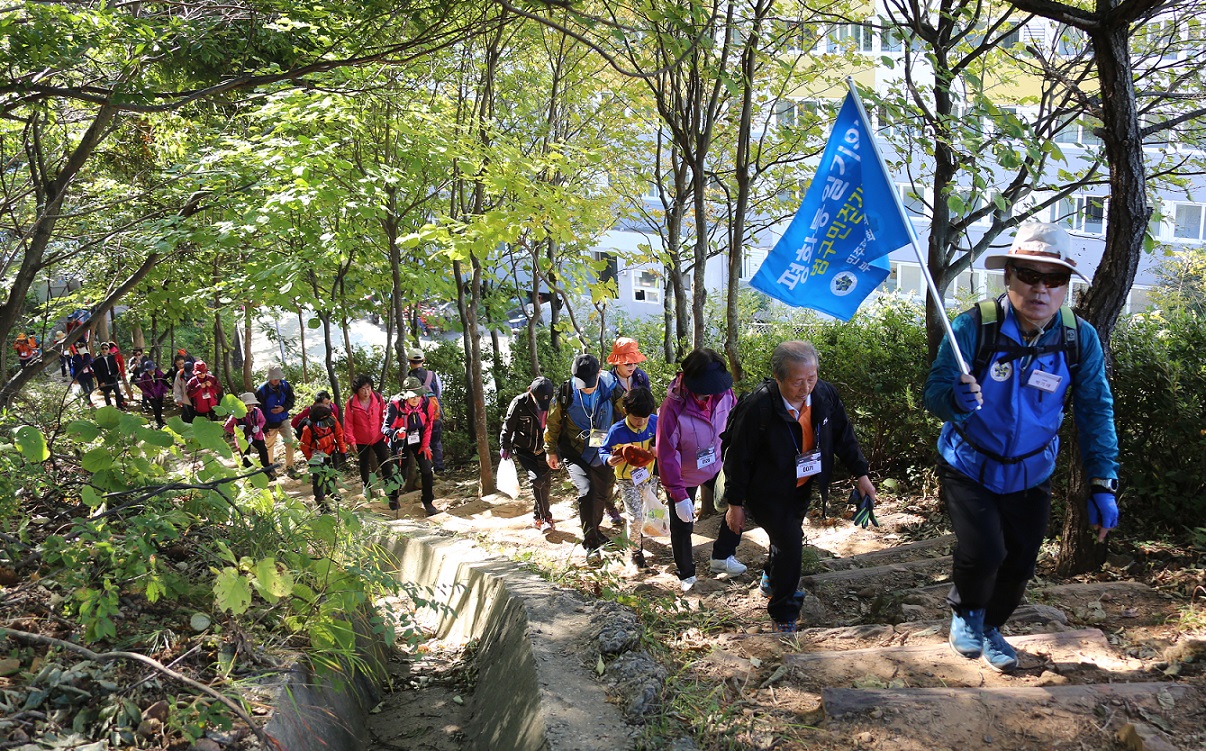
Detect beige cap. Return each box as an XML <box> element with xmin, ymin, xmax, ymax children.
<box><xmin>239</xmin><ymin>392</ymin><xmax>260</xmax><ymax>406</ymax></box>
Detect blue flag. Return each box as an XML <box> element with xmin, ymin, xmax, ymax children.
<box><xmin>751</xmin><ymin>91</ymin><xmax>912</xmax><ymax>321</ymax></box>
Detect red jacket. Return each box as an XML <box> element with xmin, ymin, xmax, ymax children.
<box><xmin>186</xmin><ymin>374</ymin><xmax>222</xmax><ymax>414</ymax></box>
<box><xmin>344</xmin><ymin>391</ymin><xmax>386</xmax><ymax>446</ymax></box>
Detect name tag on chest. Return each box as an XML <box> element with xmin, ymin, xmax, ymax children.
<box><xmin>588</xmin><ymin>430</ymin><xmax>608</xmax><ymax>448</ymax></box>
<box><xmin>1027</xmin><ymin>369</ymin><xmax>1062</xmax><ymax>393</ymax></box>
<box><xmin>796</xmin><ymin>450</ymin><xmax>822</xmax><ymax>479</ymax></box>
<box><xmin>695</xmin><ymin>447</ymin><xmax>716</xmax><ymax>470</ymax></box>
<box><xmin>631</xmin><ymin>466</ymin><xmax>651</xmax><ymax>485</ymax></box>
<box><xmin>408</xmin><ymin>430</ymin><xmax>421</xmax><ymax>445</ymax></box>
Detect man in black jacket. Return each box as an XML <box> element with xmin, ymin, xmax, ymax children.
<box><xmin>93</xmin><ymin>342</ymin><xmax>127</xmax><ymax>409</ymax></box>
<box><xmin>501</xmin><ymin>377</ymin><xmax>556</xmax><ymax>530</ymax></box>
<box><xmin>721</xmin><ymin>340</ymin><xmax>878</xmax><ymax>632</ymax></box>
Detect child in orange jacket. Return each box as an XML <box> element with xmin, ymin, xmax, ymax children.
<box><xmin>299</xmin><ymin>404</ymin><xmax>347</xmax><ymax>513</ymax></box>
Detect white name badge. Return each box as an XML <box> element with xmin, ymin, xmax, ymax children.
<box><xmin>1027</xmin><ymin>370</ymin><xmax>1062</xmax><ymax>393</ymax></box>
<box><xmin>407</xmin><ymin>430</ymin><xmax>420</xmax><ymax>445</ymax></box>
<box><xmin>796</xmin><ymin>450</ymin><xmax>822</xmax><ymax>479</ymax></box>
<box><xmin>696</xmin><ymin>446</ymin><xmax>716</xmax><ymax>470</ymax></box>
<box><xmin>631</xmin><ymin>466</ymin><xmax>651</xmax><ymax>485</ymax></box>
<box><xmin>589</xmin><ymin>430</ymin><xmax>608</xmax><ymax>448</ymax></box>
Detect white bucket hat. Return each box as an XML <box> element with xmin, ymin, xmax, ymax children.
<box><xmin>984</xmin><ymin>222</ymin><xmax>1089</xmax><ymax>281</ymax></box>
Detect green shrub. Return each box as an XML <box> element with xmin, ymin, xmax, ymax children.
<box><xmin>1110</xmin><ymin>306</ymin><xmax>1206</xmax><ymax>529</ymax></box>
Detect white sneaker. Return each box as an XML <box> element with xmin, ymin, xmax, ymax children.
<box><xmin>679</xmin><ymin>576</ymin><xmax>697</xmax><ymax>592</ymax></box>
<box><xmin>710</xmin><ymin>556</ymin><xmax>747</xmax><ymax>576</ymax></box>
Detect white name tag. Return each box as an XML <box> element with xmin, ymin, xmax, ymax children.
<box><xmin>1027</xmin><ymin>370</ymin><xmax>1062</xmax><ymax>393</ymax></box>
<box><xmin>796</xmin><ymin>450</ymin><xmax>822</xmax><ymax>479</ymax></box>
<box><xmin>696</xmin><ymin>446</ymin><xmax>716</xmax><ymax>470</ymax></box>
<box><xmin>631</xmin><ymin>466</ymin><xmax>650</xmax><ymax>485</ymax></box>
<box><xmin>407</xmin><ymin>430</ymin><xmax>420</xmax><ymax>445</ymax></box>
<box><xmin>589</xmin><ymin>430</ymin><xmax>608</xmax><ymax>448</ymax></box>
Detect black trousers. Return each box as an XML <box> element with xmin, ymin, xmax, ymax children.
<box><xmin>356</xmin><ymin>440</ymin><xmax>394</xmax><ymax>490</ymax></box>
<box><xmin>242</xmin><ymin>438</ymin><xmax>271</xmax><ymax>474</ymax></box>
<box><xmin>748</xmin><ymin>483</ymin><xmax>812</xmax><ymax>623</ymax></box>
<box><xmin>310</xmin><ymin>458</ymin><xmax>337</xmax><ymax>509</ymax></box>
<box><xmin>144</xmin><ymin>395</ymin><xmax>165</xmax><ymax>426</ymax></box>
<box><xmin>430</xmin><ymin>420</ymin><xmax>444</xmax><ymax>471</ymax></box>
<box><xmin>515</xmin><ymin>450</ymin><xmax>552</xmax><ymax>521</ymax></box>
<box><xmin>390</xmin><ymin>446</ymin><xmax>433</xmax><ymax>505</ymax></box>
<box><xmin>566</xmin><ymin>460</ymin><xmax>614</xmax><ymax>551</ymax></box>
<box><xmin>667</xmin><ymin>477</ymin><xmax>743</xmax><ymax>581</ymax></box>
<box><xmin>100</xmin><ymin>380</ymin><xmax>125</xmax><ymax>409</ymax></box>
<box><xmin>940</xmin><ymin>459</ymin><xmax>1051</xmax><ymax>628</ymax></box>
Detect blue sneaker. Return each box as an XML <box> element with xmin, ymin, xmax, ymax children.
<box><xmin>771</xmin><ymin>620</ymin><xmax>798</xmax><ymax>633</ymax></box>
<box><xmin>760</xmin><ymin>572</ymin><xmax>772</xmax><ymax>598</ymax></box>
<box><xmin>948</xmin><ymin>609</ymin><xmax>985</xmax><ymax>658</ymax></box>
<box><xmin>982</xmin><ymin>627</ymin><xmax>1018</xmax><ymax>672</ymax></box>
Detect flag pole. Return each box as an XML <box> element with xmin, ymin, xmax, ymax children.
<box><xmin>845</xmin><ymin>78</ymin><xmax>971</xmax><ymax>375</ymax></box>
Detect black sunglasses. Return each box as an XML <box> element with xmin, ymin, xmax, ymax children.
<box><xmin>1010</xmin><ymin>264</ymin><xmax>1071</xmax><ymax>288</ymax></box>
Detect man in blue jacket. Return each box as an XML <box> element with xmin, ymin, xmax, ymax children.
<box><xmin>256</xmin><ymin>365</ymin><xmax>298</xmax><ymax>478</ymax></box>
<box><xmin>924</xmin><ymin>222</ymin><xmax>1120</xmax><ymax>672</ymax></box>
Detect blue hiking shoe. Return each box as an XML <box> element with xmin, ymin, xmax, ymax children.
<box><xmin>982</xmin><ymin>627</ymin><xmax>1019</xmax><ymax>672</ymax></box>
<box><xmin>760</xmin><ymin>572</ymin><xmax>772</xmax><ymax>598</ymax></box>
<box><xmin>771</xmin><ymin>620</ymin><xmax>798</xmax><ymax>633</ymax></box>
<box><xmin>948</xmin><ymin>609</ymin><xmax>985</xmax><ymax>659</ymax></box>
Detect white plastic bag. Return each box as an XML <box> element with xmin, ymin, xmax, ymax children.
<box><xmin>497</xmin><ymin>457</ymin><xmax>520</xmax><ymax>499</ymax></box>
<box><xmin>641</xmin><ymin>483</ymin><xmax>671</xmax><ymax>538</ymax></box>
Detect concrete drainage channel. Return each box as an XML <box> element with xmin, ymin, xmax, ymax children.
<box><xmin>264</xmin><ymin>517</ymin><xmax>656</xmax><ymax>751</ymax></box>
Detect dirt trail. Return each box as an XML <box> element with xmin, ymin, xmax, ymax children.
<box><xmin>287</xmin><ymin>467</ymin><xmax>1206</xmax><ymax>751</ymax></box>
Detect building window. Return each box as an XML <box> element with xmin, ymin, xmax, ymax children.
<box><xmin>1173</xmin><ymin>203</ymin><xmax>1206</xmax><ymax>241</ymax></box>
<box><xmin>742</xmin><ymin>248</ymin><xmax>769</xmax><ymax>280</ymax></box>
<box><xmin>999</xmin><ymin>26</ymin><xmax>1022</xmax><ymax>47</ymax></box>
<box><xmin>1055</xmin><ymin>25</ymin><xmax>1087</xmax><ymax>56</ymax></box>
<box><xmin>1055</xmin><ymin>195</ymin><xmax>1106</xmax><ymax>234</ymax></box>
<box><xmin>1053</xmin><ymin>118</ymin><xmax>1103</xmax><ymax>147</ymax></box>
<box><xmin>897</xmin><ymin>184</ymin><xmax>927</xmax><ymax>217</ymax></box>
<box><xmin>774</xmin><ymin>20</ymin><xmax>819</xmax><ymax>53</ymax></box>
<box><xmin>828</xmin><ymin>23</ymin><xmax>874</xmax><ymax>52</ymax></box>
<box><xmin>633</xmin><ymin>269</ymin><xmax>661</xmax><ymax>304</ymax></box>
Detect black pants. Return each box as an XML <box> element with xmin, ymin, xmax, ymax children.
<box><xmin>100</xmin><ymin>380</ymin><xmax>126</xmax><ymax>409</ymax></box>
<box><xmin>390</xmin><ymin>446</ymin><xmax>433</xmax><ymax>506</ymax></box>
<box><xmin>566</xmin><ymin>460</ymin><xmax>614</xmax><ymax>551</ymax></box>
<box><xmin>940</xmin><ymin>459</ymin><xmax>1051</xmax><ymax>628</ymax></box>
<box><xmin>310</xmin><ymin>458</ymin><xmax>337</xmax><ymax>510</ymax></box>
<box><xmin>76</xmin><ymin>375</ymin><xmax>95</xmax><ymax>401</ymax></box>
<box><xmin>59</xmin><ymin>355</ymin><xmax>70</xmax><ymax>377</ymax></box>
<box><xmin>144</xmin><ymin>395</ymin><xmax>165</xmax><ymax>426</ymax></box>
<box><xmin>668</xmin><ymin>477</ymin><xmax>743</xmax><ymax>581</ymax></box>
<box><xmin>356</xmin><ymin>440</ymin><xmax>394</xmax><ymax>490</ymax></box>
<box><xmin>242</xmin><ymin>438</ymin><xmax>271</xmax><ymax>474</ymax></box>
<box><xmin>515</xmin><ymin>450</ymin><xmax>552</xmax><ymax>521</ymax></box>
<box><xmin>748</xmin><ymin>483</ymin><xmax>812</xmax><ymax>623</ymax></box>
<box><xmin>430</xmin><ymin>420</ymin><xmax>444</xmax><ymax>471</ymax></box>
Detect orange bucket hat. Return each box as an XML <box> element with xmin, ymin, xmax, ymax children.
<box><xmin>606</xmin><ymin>337</ymin><xmax>646</xmax><ymax>365</ymax></box>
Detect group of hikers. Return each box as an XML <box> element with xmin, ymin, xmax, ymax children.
<box><xmin>499</xmin><ymin>222</ymin><xmax>1120</xmax><ymax>674</ymax></box>
<box><xmin>15</xmin><ymin>222</ymin><xmax>1120</xmax><ymax>670</ymax></box>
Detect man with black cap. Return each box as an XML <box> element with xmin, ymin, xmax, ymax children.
<box><xmin>407</xmin><ymin>348</ymin><xmax>446</xmax><ymax>472</ymax></box>
<box><xmin>545</xmin><ymin>353</ymin><xmax>625</xmax><ymax>553</ymax></box>
<box><xmin>925</xmin><ymin>221</ymin><xmax>1119</xmax><ymax>672</ymax></box>
<box><xmin>501</xmin><ymin>376</ymin><xmax>556</xmax><ymax>531</ymax></box>
<box><xmin>721</xmin><ymin>340</ymin><xmax>877</xmax><ymax>632</ymax></box>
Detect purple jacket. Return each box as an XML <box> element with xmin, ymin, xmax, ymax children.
<box><xmin>135</xmin><ymin>368</ymin><xmax>170</xmax><ymax>400</ymax></box>
<box><xmin>655</xmin><ymin>373</ymin><xmax>735</xmax><ymax>503</ymax></box>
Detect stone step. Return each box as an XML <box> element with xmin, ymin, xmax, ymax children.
<box><xmin>785</xmin><ymin>628</ymin><xmax>1136</xmax><ymax>690</ymax></box>
<box><xmin>823</xmin><ymin>683</ymin><xmax>1200</xmax><ymax>751</ymax></box>
<box><xmin>801</xmin><ymin>555</ymin><xmax>953</xmax><ymax>594</ymax></box>
<box><xmin>819</xmin><ymin>534</ymin><xmax>956</xmax><ymax>571</ymax></box>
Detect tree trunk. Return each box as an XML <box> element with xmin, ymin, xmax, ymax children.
<box><xmin>528</xmin><ymin>267</ymin><xmax>541</xmax><ymax>375</ymax></box>
<box><xmin>96</xmin><ymin>311</ymin><xmax>111</xmax><ymax>345</ymax></box>
<box><xmin>342</xmin><ymin>314</ymin><xmax>354</xmax><ymax>394</ymax></box>
<box><xmin>469</xmin><ymin>252</ymin><xmax>494</xmax><ymax>494</ymax></box>
<box><xmin>453</xmin><ymin>260</ymin><xmax>476</xmax><ymax>439</ymax></box>
<box><xmin>130</xmin><ymin>321</ymin><xmax>145</xmax><ymax>350</ymax></box>
<box><xmin>1055</xmin><ymin>24</ymin><xmax>1145</xmax><ymax>576</ymax></box>
<box><xmin>243</xmin><ymin>306</ymin><xmax>253</xmax><ymax>392</ymax></box>
<box><xmin>490</xmin><ymin>326</ymin><xmax>503</xmax><ymax>395</ymax></box>
<box><xmin>298</xmin><ymin>307</ymin><xmax>308</xmax><ymax>383</ymax></box>
<box><xmin>547</xmin><ymin>238</ymin><xmax>561</xmax><ymax>353</ymax></box>
<box><xmin>320</xmin><ymin>313</ymin><xmax>340</xmax><ymax>405</ymax></box>
<box><xmin>380</xmin><ymin>302</ymin><xmax>394</xmax><ymax>391</ymax></box>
